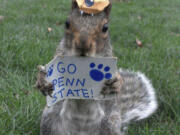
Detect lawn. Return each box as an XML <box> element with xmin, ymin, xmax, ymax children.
<box><xmin>0</xmin><ymin>0</ymin><xmax>180</xmax><ymax>134</ymax></box>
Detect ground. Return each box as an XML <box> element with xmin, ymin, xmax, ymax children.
<box><xmin>0</xmin><ymin>0</ymin><xmax>180</xmax><ymax>134</ymax></box>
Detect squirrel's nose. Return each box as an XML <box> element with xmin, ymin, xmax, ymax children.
<box><xmin>75</xmin><ymin>42</ymin><xmax>91</xmax><ymax>56</ymax></box>
<box><xmin>75</xmin><ymin>37</ymin><xmax>92</xmax><ymax>56</ymax></box>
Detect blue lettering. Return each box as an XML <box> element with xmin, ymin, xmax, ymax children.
<box><xmin>67</xmin><ymin>64</ymin><xmax>76</xmax><ymax>74</ymax></box>
<box><xmin>76</xmin><ymin>78</ymin><xmax>86</xmax><ymax>87</ymax></box>
<box><xmin>58</xmin><ymin>76</ymin><xmax>64</xmax><ymax>88</ymax></box>
<box><xmin>82</xmin><ymin>89</ymin><xmax>89</xmax><ymax>98</ymax></box>
<box><xmin>52</xmin><ymin>93</ymin><xmax>57</xmax><ymax>103</ymax></box>
<box><xmin>66</xmin><ymin>89</ymin><xmax>75</xmax><ymax>97</ymax></box>
<box><xmin>58</xmin><ymin>88</ymin><xmax>65</xmax><ymax>98</ymax></box>
<box><xmin>66</xmin><ymin>78</ymin><xmax>74</xmax><ymax>86</ymax></box>
<box><xmin>73</xmin><ymin>89</ymin><xmax>80</xmax><ymax>96</ymax></box>
<box><xmin>57</xmin><ymin>62</ymin><xmax>66</xmax><ymax>73</ymax></box>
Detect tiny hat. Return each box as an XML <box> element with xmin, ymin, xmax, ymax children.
<box><xmin>76</xmin><ymin>0</ymin><xmax>110</xmax><ymax>14</ymax></box>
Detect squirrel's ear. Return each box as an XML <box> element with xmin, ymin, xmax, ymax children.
<box><xmin>104</xmin><ymin>3</ymin><xmax>112</xmax><ymax>18</ymax></box>
<box><xmin>72</xmin><ymin>0</ymin><xmax>78</xmax><ymax>10</ymax></box>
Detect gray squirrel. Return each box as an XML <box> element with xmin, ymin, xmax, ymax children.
<box><xmin>36</xmin><ymin>1</ymin><xmax>157</xmax><ymax>135</ymax></box>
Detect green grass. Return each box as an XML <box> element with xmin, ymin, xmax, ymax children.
<box><xmin>0</xmin><ymin>0</ymin><xmax>180</xmax><ymax>134</ymax></box>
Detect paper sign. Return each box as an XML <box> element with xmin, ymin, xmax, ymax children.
<box><xmin>45</xmin><ymin>56</ymin><xmax>117</xmax><ymax>106</ymax></box>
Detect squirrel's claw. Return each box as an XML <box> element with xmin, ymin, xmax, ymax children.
<box><xmin>35</xmin><ymin>65</ymin><xmax>53</xmax><ymax>97</ymax></box>
<box><xmin>101</xmin><ymin>73</ymin><xmax>123</xmax><ymax>96</ymax></box>
<box><xmin>36</xmin><ymin>81</ymin><xmax>53</xmax><ymax>97</ymax></box>
<box><xmin>37</xmin><ymin>65</ymin><xmax>46</xmax><ymax>73</ymax></box>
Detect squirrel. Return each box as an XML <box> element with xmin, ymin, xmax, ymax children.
<box><xmin>36</xmin><ymin>1</ymin><xmax>158</xmax><ymax>135</ymax></box>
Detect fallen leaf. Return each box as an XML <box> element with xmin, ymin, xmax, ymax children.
<box><xmin>0</xmin><ymin>15</ymin><xmax>4</xmax><ymax>22</ymax></box>
<box><xmin>13</xmin><ymin>93</ymin><xmax>19</xmax><ymax>100</ymax></box>
<box><xmin>24</xmin><ymin>91</ymin><xmax>29</xmax><ymax>95</ymax></box>
<box><xmin>171</xmin><ymin>32</ymin><xmax>180</xmax><ymax>37</ymax></box>
<box><xmin>21</xmin><ymin>88</ymin><xmax>30</xmax><ymax>95</ymax></box>
<box><xmin>56</xmin><ymin>22</ymin><xmax>61</xmax><ymax>26</ymax></box>
<box><xmin>136</xmin><ymin>38</ymin><xmax>143</xmax><ymax>47</ymax></box>
<box><xmin>137</xmin><ymin>16</ymin><xmax>142</xmax><ymax>20</ymax></box>
<box><xmin>42</xmin><ymin>4</ymin><xmax>47</xmax><ymax>8</ymax></box>
<box><xmin>48</xmin><ymin>27</ymin><xmax>52</xmax><ymax>32</ymax></box>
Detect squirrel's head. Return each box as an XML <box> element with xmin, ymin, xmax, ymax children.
<box><xmin>64</xmin><ymin>0</ymin><xmax>112</xmax><ymax>57</ymax></box>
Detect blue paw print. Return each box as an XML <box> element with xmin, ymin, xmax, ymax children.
<box><xmin>47</xmin><ymin>64</ymin><xmax>54</xmax><ymax>77</ymax></box>
<box><xmin>89</xmin><ymin>63</ymin><xmax>112</xmax><ymax>82</ymax></box>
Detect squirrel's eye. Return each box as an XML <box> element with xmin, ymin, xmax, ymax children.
<box><xmin>65</xmin><ymin>20</ymin><xmax>70</xmax><ymax>29</ymax></box>
<box><xmin>102</xmin><ymin>23</ymin><xmax>108</xmax><ymax>33</ymax></box>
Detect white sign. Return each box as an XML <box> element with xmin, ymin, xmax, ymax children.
<box><xmin>45</xmin><ymin>56</ymin><xmax>117</xmax><ymax>106</ymax></box>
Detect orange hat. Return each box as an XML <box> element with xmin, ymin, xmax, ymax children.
<box><xmin>76</xmin><ymin>0</ymin><xmax>110</xmax><ymax>14</ymax></box>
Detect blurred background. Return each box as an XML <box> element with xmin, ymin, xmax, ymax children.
<box><xmin>0</xmin><ymin>0</ymin><xmax>180</xmax><ymax>134</ymax></box>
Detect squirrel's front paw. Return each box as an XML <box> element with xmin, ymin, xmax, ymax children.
<box><xmin>35</xmin><ymin>65</ymin><xmax>53</xmax><ymax>96</ymax></box>
<box><xmin>101</xmin><ymin>73</ymin><xmax>123</xmax><ymax>96</ymax></box>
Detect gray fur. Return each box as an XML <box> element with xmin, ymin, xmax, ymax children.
<box><xmin>39</xmin><ymin>2</ymin><xmax>157</xmax><ymax>135</ymax></box>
